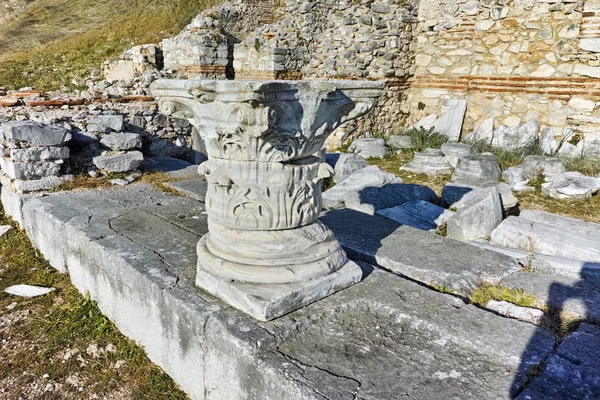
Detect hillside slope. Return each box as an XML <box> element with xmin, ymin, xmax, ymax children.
<box><xmin>0</xmin><ymin>0</ymin><xmax>218</xmax><ymax>90</ymax></box>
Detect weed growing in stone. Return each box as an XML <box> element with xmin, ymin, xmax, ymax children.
<box><xmin>470</xmin><ymin>284</ymin><xmax>538</xmax><ymax>309</ymax></box>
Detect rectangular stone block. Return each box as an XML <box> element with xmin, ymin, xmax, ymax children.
<box><xmin>0</xmin><ymin>158</ymin><xmax>62</xmax><ymax>180</ymax></box>
<box><xmin>10</xmin><ymin>146</ymin><xmax>70</xmax><ymax>162</ymax></box>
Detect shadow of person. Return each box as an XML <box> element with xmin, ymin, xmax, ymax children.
<box><xmin>511</xmin><ymin>262</ymin><xmax>600</xmax><ymax>399</ymax></box>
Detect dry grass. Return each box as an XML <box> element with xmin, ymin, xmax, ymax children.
<box><xmin>516</xmin><ymin>191</ymin><xmax>600</xmax><ymax>224</ymax></box>
<box><xmin>0</xmin><ymin>0</ymin><xmax>219</xmax><ymax>90</ymax></box>
<box><xmin>0</xmin><ymin>207</ymin><xmax>188</xmax><ymax>399</ymax></box>
<box><xmin>52</xmin><ymin>172</ymin><xmax>182</xmax><ymax>195</ymax></box>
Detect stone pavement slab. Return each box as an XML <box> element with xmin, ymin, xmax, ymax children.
<box><xmin>18</xmin><ymin>184</ymin><xmax>557</xmax><ymax>399</ymax></box>
<box><xmin>163</xmin><ymin>177</ymin><xmax>208</xmax><ymax>201</ymax></box>
<box><xmin>322</xmin><ymin>208</ymin><xmax>521</xmax><ymax>294</ymax></box>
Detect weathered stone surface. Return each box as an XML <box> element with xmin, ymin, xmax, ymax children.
<box><xmin>163</xmin><ymin>178</ymin><xmax>208</xmax><ymax>201</ymax></box>
<box><xmin>140</xmin><ymin>156</ymin><xmax>199</xmax><ymax>179</ymax></box>
<box><xmin>386</xmin><ymin>135</ymin><xmax>413</xmax><ymax>149</ymax></box>
<box><xmin>323</xmin><ymin>165</ymin><xmax>402</xmax><ymax>209</ymax></box>
<box><xmin>344</xmin><ymin>183</ymin><xmax>436</xmax><ymax>215</ymax></box>
<box><xmin>452</xmin><ymin>155</ymin><xmax>502</xmax><ymax>186</ymax></box>
<box><xmin>492</xmin><ymin>120</ymin><xmax>540</xmax><ymax>150</ymax></box>
<box><xmin>518</xmin><ymin>323</ymin><xmax>600</xmax><ymax>400</ymax></box>
<box><xmin>408</xmin><ymin>114</ymin><xmax>437</xmax><ymax>130</ymax></box>
<box><xmin>400</xmin><ymin>148</ymin><xmax>454</xmax><ymax>176</ymax></box>
<box><xmin>18</xmin><ymin>184</ymin><xmax>555</xmax><ymax>400</ymax></box>
<box><xmin>333</xmin><ymin>153</ymin><xmax>368</xmax><ymax>183</ymax></box>
<box><xmin>491</xmin><ymin>216</ymin><xmax>600</xmax><ymax>263</ymax></box>
<box><xmin>519</xmin><ymin>210</ymin><xmax>600</xmax><ymax>239</ymax></box>
<box><xmin>541</xmin><ymin>172</ymin><xmax>600</xmax><ymax>200</ymax></box>
<box><xmin>0</xmin><ymin>121</ymin><xmax>71</xmax><ymax>146</ymax></box>
<box><xmin>0</xmin><ymin>159</ymin><xmax>62</xmax><ymax>180</ymax></box>
<box><xmin>463</xmin><ymin>117</ymin><xmax>494</xmax><ymax>144</ymax></box>
<box><xmin>377</xmin><ymin>200</ymin><xmax>453</xmax><ymax>230</ymax></box>
<box><xmin>503</xmin><ymin>167</ymin><xmax>534</xmax><ymax>192</ymax></box>
<box><xmin>447</xmin><ymin>187</ymin><xmax>503</xmax><ymax>242</ymax></box>
<box><xmin>349</xmin><ymin>138</ymin><xmax>389</xmax><ymax>159</ymax></box>
<box><xmin>520</xmin><ymin>155</ymin><xmax>566</xmax><ymax>179</ymax></box>
<box><xmin>93</xmin><ymin>151</ymin><xmax>144</xmax><ymax>173</ymax></box>
<box><xmin>433</xmin><ymin>99</ymin><xmax>467</xmax><ymax>142</ymax></box>
<box><xmin>469</xmin><ymin>241</ymin><xmax>600</xmax><ymax>280</ymax></box>
<box><xmin>322</xmin><ymin>208</ymin><xmax>521</xmax><ymax>294</ymax></box>
<box><xmin>12</xmin><ymin>175</ymin><xmax>74</xmax><ymax>194</ymax></box>
<box><xmin>441</xmin><ymin>142</ymin><xmax>475</xmax><ymax>168</ymax></box>
<box><xmin>486</xmin><ymin>300</ymin><xmax>544</xmax><ymax>325</ymax></box>
<box><xmin>100</xmin><ymin>132</ymin><xmax>143</xmax><ymax>150</ymax></box>
<box><xmin>9</xmin><ymin>147</ymin><xmax>70</xmax><ymax>162</ymax></box>
<box><xmin>94</xmin><ymin>114</ymin><xmax>125</xmax><ymax>132</ymax></box>
<box><xmin>5</xmin><ymin>284</ymin><xmax>55</xmax><ymax>298</ymax></box>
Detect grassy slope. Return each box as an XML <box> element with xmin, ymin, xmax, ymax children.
<box><xmin>0</xmin><ymin>0</ymin><xmax>218</xmax><ymax>90</ymax></box>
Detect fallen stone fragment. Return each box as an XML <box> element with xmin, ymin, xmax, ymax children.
<box><xmin>492</xmin><ymin>119</ymin><xmax>540</xmax><ymax>150</ymax></box>
<box><xmin>519</xmin><ymin>210</ymin><xmax>600</xmax><ymax>238</ymax></box>
<box><xmin>0</xmin><ymin>225</ymin><xmax>11</xmax><ymax>238</ymax></box>
<box><xmin>322</xmin><ymin>165</ymin><xmax>402</xmax><ymax>209</ymax></box>
<box><xmin>486</xmin><ymin>300</ymin><xmax>544</xmax><ymax>325</ymax></box>
<box><xmin>349</xmin><ymin>138</ymin><xmax>389</xmax><ymax>159</ymax></box>
<box><xmin>452</xmin><ymin>154</ymin><xmax>502</xmax><ymax>186</ymax></box>
<box><xmin>433</xmin><ymin>99</ymin><xmax>467</xmax><ymax>142</ymax></box>
<box><xmin>463</xmin><ymin>117</ymin><xmax>494</xmax><ymax>144</ymax></box>
<box><xmin>386</xmin><ymin>134</ymin><xmax>413</xmax><ymax>149</ymax></box>
<box><xmin>0</xmin><ymin>121</ymin><xmax>71</xmax><ymax>146</ymax></box>
<box><xmin>443</xmin><ymin>182</ymin><xmax>518</xmax><ymax>214</ymax></box>
<box><xmin>520</xmin><ymin>155</ymin><xmax>566</xmax><ymax>179</ymax></box>
<box><xmin>100</xmin><ymin>132</ymin><xmax>143</xmax><ymax>151</ymax></box>
<box><xmin>541</xmin><ymin>172</ymin><xmax>600</xmax><ymax>199</ymax></box>
<box><xmin>491</xmin><ymin>216</ymin><xmax>600</xmax><ymax>263</ymax></box>
<box><xmin>333</xmin><ymin>153</ymin><xmax>368</xmax><ymax>183</ymax></box>
<box><xmin>93</xmin><ymin>151</ymin><xmax>144</xmax><ymax>173</ymax></box>
<box><xmin>441</xmin><ymin>142</ymin><xmax>475</xmax><ymax>168</ymax></box>
<box><xmin>447</xmin><ymin>187</ymin><xmax>503</xmax><ymax>241</ymax></box>
<box><xmin>377</xmin><ymin>200</ymin><xmax>453</xmax><ymax>231</ymax></box>
<box><xmin>0</xmin><ymin>98</ymin><xmax>19</xmax><ymax>107</ymax></box>
<box><xmin>408</xmin><ymin>114</ymin><xmax>437</xmax><ymax>130</ymax></box>
<box><xmin>400</xmin><ymin>148</ymin><xmax>454</xmax><ymax>176</ymax></box>
<box><xmin>5</xmin><ymin>284</ymin><xmax>56</xmax><ymax>298</ymax></box>
<box><xmin>502</xmin><ymin>167</ymin><xmax>534</xmax><ymax>192</ymax></box>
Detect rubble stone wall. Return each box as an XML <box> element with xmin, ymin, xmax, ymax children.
<box><xmin>406</xmin><ymin>0</ymin><xmax>600</xmax><ymax>157</ymax></box>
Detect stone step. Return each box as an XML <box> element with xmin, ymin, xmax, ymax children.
<box><xmin>491</xmin><ymin>216</ymin><xmax>600</xmax><ymax>263</ymax></box>
<box><xmin>519</xmin><ymin>210</ymin><xmax>600</xmax><ymax>239</ymax></box>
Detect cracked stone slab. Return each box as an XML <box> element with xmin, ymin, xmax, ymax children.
<box><xmin>270</xmin><ymin>266</ymin><xmax>555</xmax><ymax>400</ymax></box>
<box><xmin>163</xmin><ymin>178</ymin><xmax>208</xmax><ymax>202</ymax></box>
<box><xmin>17</xmin><ymin>183</ymin><xmax>558</xmax><ymax>399</ymax></box>
<box><xmin>517</xmin><ymin>323</ymin><xmax>600</xmax><ymax>400</ymax></box>
<box><xmin>321</xmin><ymin>208</ymin><xmax>521</xmax><ymax>294</ymax></box>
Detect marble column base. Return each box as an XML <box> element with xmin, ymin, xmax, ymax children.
<box><xmin>196</xmin><ymin>235</ymin><xmax>363</xmax><ymax>321</ymax></box>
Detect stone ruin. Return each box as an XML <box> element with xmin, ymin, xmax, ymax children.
<box><xmin>2</xmin><ymin>0</ymin><xmax>600</xmax><ymax>399</ymax></box>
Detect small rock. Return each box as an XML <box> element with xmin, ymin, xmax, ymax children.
<box><xmin>93</xmin><ymin>151</ymin><xmax>144</xmax><ymax>173</ymax></box>
<box><xmin>110</xmin><ymin>179</ymin><xmax>130</xmax><ymax>186</ymax></box>
<box><xmin>5</xmin><ymin>284</ymin><xmax>56</xmax><ymax>298</ymax></box>
<box><xmin>486</xmin><ymin>300</ymin><xmax>544</xmax><ymax>325</ymax></box>
<box><xmin>100</xmin><ymin>132</ymin><xmax>142</xmax><ymax>151</ymax></box>
<box><xmin>0</xmin><ymin>225</ymin><xmax>11</xmax><ymax>238</ymax></box>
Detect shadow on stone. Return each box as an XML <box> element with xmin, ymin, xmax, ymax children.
<box><xmin>514</xmin><ymin>263</ymin><xmax>600</xmax><ymax>399</ymax></box>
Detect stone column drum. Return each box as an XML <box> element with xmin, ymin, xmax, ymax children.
<box><xmin>151</xmin><ymin>79</ymin><xmax>383</xmax><ymax>320</ymax></box>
